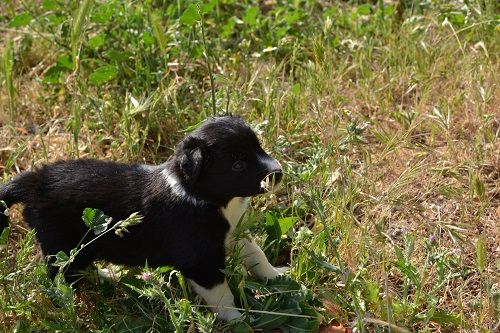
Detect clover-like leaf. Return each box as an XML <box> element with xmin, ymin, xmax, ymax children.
<box><xmin>82</xmin><ymin>208</ymin><xmax>110</xmax><ymax>235</ymax></box>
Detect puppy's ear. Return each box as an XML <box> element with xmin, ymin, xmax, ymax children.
<box><xmin>176</xmin><ymin>136</ymin><xmax>208</xmax><ymax>184</ymax></box>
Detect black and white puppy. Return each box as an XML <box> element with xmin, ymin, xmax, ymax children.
<box><xmin>0</xmin><ymin>116</ymin><xmax>285</xmax><ymax>320</ymax></box>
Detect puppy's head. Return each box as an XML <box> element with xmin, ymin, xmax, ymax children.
<box><xmin>173</xmin><ymin>116</ymin><xmax>282</xmax><ymax>205</ymax></box>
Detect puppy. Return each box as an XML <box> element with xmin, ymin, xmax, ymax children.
<box><xmin>0</xmin><ymin>116</ymin><xmax>285</xmax><ymax>320</ymax></box>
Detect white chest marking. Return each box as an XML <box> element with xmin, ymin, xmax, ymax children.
<box><xmin>221</xmin><ymin>197</ymin><xmax>249</xmax><ymax>249</ymax></box>
<box><xmin>221</xmin><ymin>197</ymin><xmax>249</xmax><ymax>229</ymax></box>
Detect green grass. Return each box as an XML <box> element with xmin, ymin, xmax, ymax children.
<box><xmin>1</xmin><ymin>0</ymin><xmax>499</xmax><ymax>332</ymax></box>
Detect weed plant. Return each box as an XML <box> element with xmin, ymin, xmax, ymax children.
<box><xmin>0</xmin><ymin>0</ymin><xmax>499</xmax><ymax>332</ymax></box>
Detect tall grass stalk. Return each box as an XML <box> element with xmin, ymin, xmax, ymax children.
<box><xmin>71</xmin><ymin>101</ymin><xmax>82</xmax><ymax>158</ymax></box>
<box><xmin>198</xmin><ymin>4</ymin><xmax>217</xmax><ymax>116</ymax></box>
<box><xmin>148</xmin><ymin>9</ymin><xmax>167</xmax><ymax>58</ymax></box>
<box><xmin>475</xmin><ymin>236</ymin><xmax>488</xmax><ymax>329</ymax></box>
<box><xmin>2</xmin><ymin>40</ymin><xmax>15</xmax><ymax>125</ymax></box>
<box><xmin>71</xmin><ymin>0</ymin><xmax>93</xmax><ymax>66</ymax></box>
<box><xmin>69</xmin><ymin>0</ymin><xmax>92</xmax><ymax>157</ymax></box>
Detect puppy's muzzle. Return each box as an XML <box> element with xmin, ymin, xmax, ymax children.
<box><xmin>260</xmin><ymin>169</ymin><xmax>283</xmax><ymax>192</ymax></box>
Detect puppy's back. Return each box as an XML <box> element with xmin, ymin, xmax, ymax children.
<box><xmin>0</xmin><ymin>160</ymin><xmax>152</xmax><ymax>234</ymax></box>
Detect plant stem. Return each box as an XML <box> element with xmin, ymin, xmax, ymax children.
<box><xmin>199</xmin><ymin>7</ymin><xmax>217</xmax><ymax>116</ymax></box>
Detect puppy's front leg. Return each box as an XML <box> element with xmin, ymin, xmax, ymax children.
<box><xmin>238</xmin><ymin>238</ymin><xmax>287</xmax><ymax>280</ymax></box>
<box><xmin>189</xmin><ymin>279</ymin><xmax>241</xmax><ymax>321</ymax></box>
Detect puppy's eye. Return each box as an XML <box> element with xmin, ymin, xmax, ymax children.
<box><xmin>232</xmin><ymin>160</ymin><xmax>247</xmax><ymax>172</ymax></box>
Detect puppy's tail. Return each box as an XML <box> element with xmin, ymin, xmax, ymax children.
<box><xmin>0</xmin><ymin>173</ymin><xmax>32</xmax><ymax>230</ymax></box>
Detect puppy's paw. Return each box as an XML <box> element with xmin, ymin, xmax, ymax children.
<box><xmin>217</xmin><ymin>308</ymin><xmax>242</xmax><ymax>321</ymax></box>
<box><xmin>258</xmin><ymin>265</ymin><xmax>289</xmax><ymax>280</ymax></box>
<box><xmin>97</xmin><ymin>267</ymin><xmax>121</xmax><ymax>283</ymax></box>
<box><xmin>274</xmin><ymin>266</ymin><xmax>289</xmax><ymax>276</ymax></box>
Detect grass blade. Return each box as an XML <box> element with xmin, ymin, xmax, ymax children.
<box><xmin>71</xmin><ymin>0</ymin><xmax>93</xmax><ymax>66</ymax></box>
<box><xmin>475</xmin><ymin>237</ymin><xmax>486</xmax><ymax>274</ymax></box>
<box><xmin>148</xmin><ymin>9</ymin><xmax>167</xmax><ymax>57</ymax></box>
<box><xmin>2</xmin><ymin>39</ymin><xmax>15</xmax><ymax>124</ymax></box>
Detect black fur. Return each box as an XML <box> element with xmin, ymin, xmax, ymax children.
<box><xmin>0</xmin><ymin>116</ymin><xmax>282</xmax><ymax>289</ymax></box>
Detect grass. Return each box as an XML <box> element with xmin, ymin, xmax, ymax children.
<box><xmin>0</xmin><ymin>0</ymin><xmax>499</xmax><ymax>332</ymax></box>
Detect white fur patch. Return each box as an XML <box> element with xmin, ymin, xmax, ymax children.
<box><xmin>221</xmin><ymin>197</ymin><xmax>249</xmax><ymax>249</ymax></box>
<box><xmin>221</xmin><ymin>197</ymin><xmax>250</xmax><ymax>229</ymax></box>
<box><xmin>162</xmin><ymin>169</ymin><xmax>198</xmax><ymax>204</ymax></box>
<box><xmin>162</xmin><ymin>169</ymin><xmax>188</xmax><ymax>197</ymax></box>
<box><xmin>189</xmin><ymin>279</ymin><xmax>241</xmax><ymax>321</ymax></box>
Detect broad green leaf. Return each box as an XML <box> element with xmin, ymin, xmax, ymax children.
<box><xmin>89</xmin><ymin>65</ymin><xmax>118</xmax><ymax>86</ymax></box>
<box><xmin>180</xmin><ymin>4</ymin><xmax>200</xmax><ymax>26</ymax></box>
<box><xmin>292</xmin><ymin>83</ymin><xmax>301</xmax><ymax>95</ymax></box>
<box><xmin>155</xmin><ymin>266</ymin><xmax>172</xmax><ymax>274</ymax></box>
<box><xmin>265</xmin><ymin>212</ymin><xmax>281</xmax><ymax>241</ymax></box>
<box><xmin>243</xmin><ymin>6</ymin><xmax>259</xmax><ymax>26</ymax></box>
<box><xmin>429</xmin><ymin>310</ymin><xmax>462</xmax><ymax>325</ymax></box>
<box><xmin>222</xmin><ymin>17</ymin><xmax>236</xmax><ymax>38</ymax></box>
<box><xmin>286</xmin><ymin>10</ymin><xmax>301</xmax><ymax>25</ymax></box>
<box><xmin>10</xmin><ymin>12</ymin><xmax>32</xmax><ymax>27</ymax></box>
<box><xmin>141</xmin><ymin>31</ymin><xmax>155</xmax><ymax>46</ymax></box>
<box><xmin>383</xmin><ymin>4</ymin><xmax>395</xmax><ymax>16</ymax></box>
<box><xmin>278</xmin><ymin>216</ymin><xmax>297</xmax><ymax>235</ymax></box>
<box><xmin>306</xmin><ymin>250</ymin><xmax>342</xmax><ymax>274</ymax></box>
<box><xmin>0</xmin><ymin>227</ymin><xmax>9</xmax><ymax>246</ymax></box>
<box><xmin>393</xmin><ymin>258</ymin><xmax>420</xmax><ymax>286</ymax></box>
<box><xmin>92</xmin><ymin>3</ymin><xmax>115</xmax><ymax>24</ymax></box>
<box><xmin>105</xmin><ymin>50</ymin><xmax>129</xmax><ymax>62</ymax></box>
<box><xmin>88</xmin><ymin>33</ymin><xmax>106</xmax><ymax>49</ymax></box>
<box><xmin>43</xmin><ymin>65</ymin><xmax>65</xmax><ymax>84</ymax></box>
<box><xmin>42</xmin><ymin>0</ymin><xmax>60</xmax><ymax>11</ymax></box>
<box><xmin>394</xmin><ymin>245</ymin><xmax>404</xmax><ymax>261</ymax></box>
<box><xmin>276</xmin><ymin>26</ymin><xmax>289</xmax><ymax>38</ymax></box>
<box><xmin>448</xmin><ymin>13</ymin><xmax>465</xmax><ymax>26</ymax></box>
<box><xmin>190</xmin><ymin>44</ymin><xmax>204</xmax><ymax>59</ymax></box>
<box><xmin>54</xmin><ymin>275</ymin><xmax>74</xmax><ymax>303</ymax></box>
<box><xmin>57</xmin><ymin>54</ymin><xmax>73</xmax><ymax>70</ymax></box>
<box><xmin>357</xmin><ymin>4</ymin><xmax>371</xmax><ymax>15</ymax></box>
<box><xmin>82</xmin><ymin>208</ymin><xmax>96</xmax><ymax>226</ymax></box>
<box><xmin>53</xmin><ymin>251</ymin><xmax>71</xmax><ymax>267</ymax></box>
<box><xmin>82</xmin><ymin>208</ymin><xmax>110</xmax><ymax>234</ymax></box>
<box><xmin>202</xmin><ymin>0</ymin><xmax>217</xmax><ymax>13</ymax></box>
<box><xmin>47</xmin><ymin>13</ymin><xmax>65</xmax><ymax>25</ymax></box>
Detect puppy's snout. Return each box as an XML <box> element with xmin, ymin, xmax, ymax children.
<box><xmin>258</xmin><ymin>153</ymin><xmax>283</xmax><ymax>192</ymax></box>
<box><xmin>268</xmin><ymin>170</ymin><xmax>283</xmax><ymax>185</ymax></box>
<box><xmin>260</xmin><ymin>168</ymin><xmax>283</xmax><ymax>192</ymax></box>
